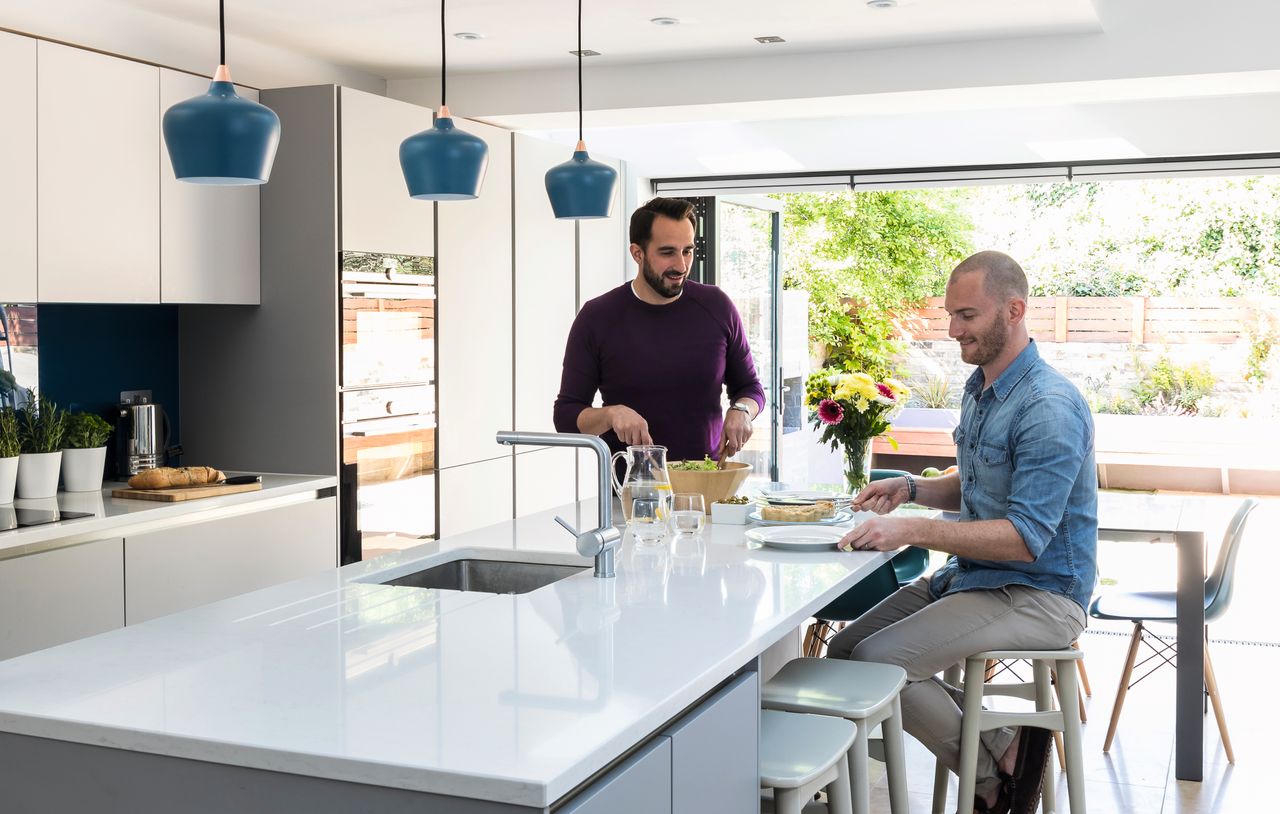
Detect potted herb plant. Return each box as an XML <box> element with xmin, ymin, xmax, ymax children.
<box><xmin>0</xmin><ymin>406</ymin><xmax>18</xmax><ymax>504</ymax></box>
<box><xmin>16</xmin><ymin>390</ymin><xmax>66</xmax><ymax>499</ymax></box>
<box><xmin>61</xmin><ymin>411</ymin><xmax>112</xmax><ymax>492</ymax></box>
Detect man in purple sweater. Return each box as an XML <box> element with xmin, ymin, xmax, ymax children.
<box><xmin>553</xmin><ymin>197</ymin><xmax>767</xmax><ymax>462</ymax></box>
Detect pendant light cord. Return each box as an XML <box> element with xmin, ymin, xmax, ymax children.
<box><xmin>219</xmin><ymin>0</ymin><xmax>225</xmax><ymax>66</ymax></box>
<box><xmin>440</xmin><ymin>0</ymin><xmax>447</xmax><ymax>108</ymax></box>
<box><xmin>577</xmin><ymin>0</ymin><xmax>583</xmax><ymax>142</ymax></box>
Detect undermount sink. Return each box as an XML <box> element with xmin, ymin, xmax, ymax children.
<box><xmin>381</xmin><ymin>559</ymin><xmax>588</xmax><ymax>595</ymax></box>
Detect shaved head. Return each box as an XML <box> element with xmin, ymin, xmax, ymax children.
<box><xmin>950</xmin><ymin>250</ymin><xmax>1029</xmax><ymax>303</ymax></box>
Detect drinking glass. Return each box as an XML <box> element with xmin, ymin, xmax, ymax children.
<box><xmin>630</xmin><ymin>497</ymin><xmax>667</xmax><ymax>545</ymax></box>
<box><xmin>671</xmin><ymin>493</ymin><xmax>706</xmax><ymax>534</ymax></box>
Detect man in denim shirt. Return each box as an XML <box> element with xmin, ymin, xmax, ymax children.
<box><xmin>829</xmin><ymin>251</ymin><xmax>1097</xmax><ymax>814</ymax></box>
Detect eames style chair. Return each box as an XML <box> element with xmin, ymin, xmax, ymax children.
<box><xmin>1088</xmin><ymin>497</ymin><xmax>1259</xmax><ymax>762</ymax></box>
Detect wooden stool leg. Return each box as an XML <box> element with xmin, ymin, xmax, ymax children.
<box><xmin>1103</xmin><ymin>622</ymin><xmax>1143</xmax><ymax>752</ymax></box>
<box><xmin>1073</xmin><ymin>641</ymin><xmax>1093</xmax><ymax>696</ymax></box>
<box><xmin>1203</xmin><ymin>643</ymin><xmax>1235</xmax><ymax>764</ymax></box>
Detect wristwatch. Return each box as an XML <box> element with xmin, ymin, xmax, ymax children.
<box><xmin>728</xmin><ymin>401</ymin><xmax>752</xmax><ymax>416</ymax></box>
<box><xmin>901</xmin><ymin>473</ymin><xmax>917</xmax><ymax>502</ymax></box>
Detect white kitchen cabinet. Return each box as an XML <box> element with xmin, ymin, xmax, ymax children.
<box><xmin>0</xmin><ymin>538</ymin><xmax>124</xmax><ymax>661</ymax></box>
<box><xmin>339</xmin><ymin>87</ymin><xmax>434</xmax><ymax>257</ymax></box>
<box><xmin>514</xmin><ymin>447</ymin><xmax>578</xmax><ymax>517</ymax></box>
<box><xmin>0</xmin><ymin>32</ymin><xmax>37</xmax><ymax>302</ymax></box>
<box><xmin>513</xmin><ymin>134</ymin><xmax>578</xmax><ymax>437</ymax></box>
<box><xmin>436</xmin><ymin>119</ymin><xmax>513</xmax><ymax>470</ymax></box>
<box><xmin>125</xmin><ymin>497</ymin><xmax>336</xmax><ymax>624</ymax></box>
<box><xmin>437</xmin><ymin>456</ymin><xmax>513</xmax><ymax>538</ymax></box>
<box><xmin>159</xmin><ymin>69</ymin><xmax>261</xmax><ymax>304</ymax></box>
<box><xmin>37</xmin><ymin>41</ymin><xmax>159</xmax><ymax>303</ymax></box>
<box><xmin>663</xmin><ymin>671</ymin><xmax>760</xmax><ymax>814</ymax></box>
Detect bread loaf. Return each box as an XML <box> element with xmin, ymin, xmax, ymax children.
<box><xmin>128</xmin><ymin>466</ymin><xmax>225</xmax><ymax>490</ymax></box>
<box><xmin>759</xmin><ymin>500</ymin><xmax>835</xmax><ymax>522</ymax></box>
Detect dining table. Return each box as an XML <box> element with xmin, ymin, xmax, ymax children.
<box><xmin>1095</xmin><ymin>490</ymin><xmax>1239</xmax><ymax>782</ymax></box>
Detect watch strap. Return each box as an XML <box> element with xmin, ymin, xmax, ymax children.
<box><xmin>902</xmin><ymin>473</ymin><xmax>917</xmax><ymax>502</ymax></box>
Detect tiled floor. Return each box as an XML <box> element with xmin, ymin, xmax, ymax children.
<box><xmin>863</xmin><ymin>628</ymin><xmax>1280</xmax><ymax>813</ymax></box>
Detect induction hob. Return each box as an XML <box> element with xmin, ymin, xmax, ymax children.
<box><xmin>0</xmin><ymin>508</ymin><xmax>95</xmax><ymax>533</ymax></box>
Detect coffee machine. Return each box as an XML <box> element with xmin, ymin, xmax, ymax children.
<box><xmin>115</xmin><ymin>390</ymin><xmax>169</xmax><ymax>476</ymax></box>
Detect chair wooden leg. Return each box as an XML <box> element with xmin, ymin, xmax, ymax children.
<box><xmin>984</xmin><ymin>658</ymin><xmax>998</xmax><ymax>681</ymax></box>
<box><xmin>1073</xmin><ymin>641</ymin><xmax>1093</xmax><ymax>696</ymax></box>
<box><xmin>802</xmin><ymin>622</ymin><xmax>818</xmax><ymax>658</ymax></box>
<box><xmin>1103</xmin><ymin>622</ymin><xmax>1143</xmax><ymax>752</ymax></box>
<box><xmin>1203</xmin><ymin>642</ymin><xmax>1235</xmax><ymax>764</ymax></box>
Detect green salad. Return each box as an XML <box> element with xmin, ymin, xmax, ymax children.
<box><xmin>669</xmin><ymin>455</ymin><xmax>719</xmax><ymax>472</ymax></box>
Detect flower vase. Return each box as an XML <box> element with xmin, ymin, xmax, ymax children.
<box><xmin>843</xmin><ymin>438</ymin><xmax>874</xmax><ymax>494</ymax></box>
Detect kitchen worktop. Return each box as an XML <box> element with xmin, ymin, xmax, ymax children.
<box><xmin>0</xmin><ymin>498</ymin><xmax>899</xmax><ymax>808</ymax></box>
<box><xmin>0</xmin><ymin>473</ymin><xmax>337</xmax><ymax>560</ymax></box>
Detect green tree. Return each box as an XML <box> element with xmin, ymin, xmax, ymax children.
<box><xmin>780</xmin><ymin>190</ymin><xmax>973</xmax><ymax>377</ymax></box>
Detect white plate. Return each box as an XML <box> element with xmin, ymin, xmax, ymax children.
<box><xmin>748</xmin><ymin>509</ymin><xmax>854</xmax><ymax>526</ymax></box>
<box><xmin>745</xmin><ymin>525</ymin><xmax>848</xmax><ymax>551</ymax></box>
<box><xmin>758</xmin><ymin>489</ymin><xmax>852</xmax><ymax>503</ymax></box>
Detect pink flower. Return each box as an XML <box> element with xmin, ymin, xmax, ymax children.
<box><xmin>818</xmin><ymin>399</ymin><xmax>844</xmax><ymax>425</ymax></box>
<box><xmin>876</xmin><ymin>383</ymin><xmax>895</xmax><ymax>400</ymax></box>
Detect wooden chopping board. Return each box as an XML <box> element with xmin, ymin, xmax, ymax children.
<box><xmin>111</xmin><ymin>482</ymin><xmax>264</xmax><ymax>502</ymax></box>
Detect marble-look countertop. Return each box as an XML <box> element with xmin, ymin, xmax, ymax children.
<box><xmin>0</xmin><ymin>498</ymin><xmax>904</xmax><ymax>808</ymax></box>
<box><xmin>0</xmin><ymin>473</ymin><xmax>337</xmax><ymax>560</ymax></box>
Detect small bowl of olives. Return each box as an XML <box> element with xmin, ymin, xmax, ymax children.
<box><xmin>710</xmin><ymin>494</ymin><xmax>753</xmax><ymax>525</ymax></box>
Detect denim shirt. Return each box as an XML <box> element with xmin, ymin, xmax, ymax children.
<box><xmin>928</xmin><ymin>341</ymin><xmax>1098</xmax><ymax>610</ymax></box>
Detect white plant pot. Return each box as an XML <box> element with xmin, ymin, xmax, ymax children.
<box><xmin>61</xmin><ymin>446</ymin><xmax>108</xmax><ymax>493</ymax></box>
<box><xmin>17</xmin><ymin>451</ymin><xmax>63</xmax><ymax>499</ymax></box>
<box><xmin>0</xmin><ymin>456</ymin><xmax>17</xmax><ymax>504</ymax></box>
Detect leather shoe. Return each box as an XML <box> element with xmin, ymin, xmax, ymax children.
<box><xmin>1006</xmin><ymin>726</ymin><xmax>1053</xmax><ymax>814</ymax></box>
<box><xmin>972</xmin><ymin>777</ymin><xmax>1012</xmax><ymax>814</ymax></box>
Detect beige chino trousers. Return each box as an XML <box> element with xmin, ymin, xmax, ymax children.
<box><xmin>827</xmin><ymin>578</ymin><xmax>1085</xmax><ymax>796</ymax></box>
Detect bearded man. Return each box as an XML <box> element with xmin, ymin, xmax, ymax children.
<box><xmin>830</xmin><ymin>251</ymin><xmax>1098</xmax><ymax>814</ymax></box>
<box><xmin>553</xmin><ymin>197</ymin><xmax>765</xmax><ymax>463</ymax></box>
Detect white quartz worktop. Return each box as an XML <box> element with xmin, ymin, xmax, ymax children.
<box><xmin>0</xmin><ymin>499</ymin><xmax>899</xmax><ymax>808</ymax></box>
<box><xmin>0</xmin><ymin>473</ymin><xmax>337</xmax><ymax>560</ymax></box>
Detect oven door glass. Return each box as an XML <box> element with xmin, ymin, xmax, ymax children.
<box><xmin>342</xmin><ymin>281</ymin><xmax>435</xmax><ymax>389</ymax></box>
<box><xmin>344</xmin><ymin>411</ymin><xmax>436</xmax><ymax>557</ymax></box>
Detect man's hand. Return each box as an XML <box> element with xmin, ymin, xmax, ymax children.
<box><xmin>717</xmin><ymin>408</ymin><xmax>754</xmax><ymax>460</ymax></box>
<box><xmin>850</xmin><ymin>477</ymin><xmax>910</xmax><ymax>515</ymax></box>
<box><xmin>608</xmin><ymin>405</ymin><xmax>653</xmax><ymax>446</ymax></box>
<box><xmin>838</xmin><ymin>516</ymin><xmax>909</xmax><ymax>553</ymax></box>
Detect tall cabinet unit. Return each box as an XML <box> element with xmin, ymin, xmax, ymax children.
<box><xmin>0</xmin><ymin>32</ymin><xmax>36</xmax><ymax>302</ymax></box>
<box><xmin>436</xmin><ymin>119</ymin><xmax>515</xmax><ymax>537</ymax></box>
<box><xmin>512</xmin><ymin>134</ymin><xmax>579</xmax><ymax>517</ymax></box>
<box><xmin>37</xmin><ymin>42</ymin><xmax>159</xmax><ymax>303</ymax></box>
<box><xmin>159</xmin><ymin>70</ymin><xmax>261</xmax><ymax>304</ymax></box>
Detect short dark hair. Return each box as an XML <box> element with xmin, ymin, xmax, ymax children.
<box><xmin>950</xmin><ymin>250</ymin><xmax>1029</xmax><ymax>302</ymax></box>
<box><xmin>630</xmin><ymin>197</ymin><xmax>697</xmax><ymax>247</ymax></box>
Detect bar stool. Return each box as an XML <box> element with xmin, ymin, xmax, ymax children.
<box><xmin>760</xmin><ymin>709</ymin><xmax>856</xmax><ymax>814</ymax></box>
<box><xmin>762</xmin><ymin>658</ymin><xmax>909</xmax><ymax>814</ymax></box>
<box><xmin>931</xmin><ymin>648</ymin><xmax>1086</xmax><ymax>814</ymax></box>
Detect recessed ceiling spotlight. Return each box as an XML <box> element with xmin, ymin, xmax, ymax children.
<box><xmin>866</xmin><ymin>0</ymin><xmax>898</xmax><ymax>8</ymax></box>
<box><xmin>754</xmin><ymin>35</ymin><xmax>786</xmax><ymax>44</ymax></box>
<box><xmin>650</xmin><ymin>17</ymin><xmax>680</xmax><ymax>26</ymax></box>
<box><xmin>569</xmin><ymin>49</ymin><xmax>601</xmax><ymax>57</ymax></box>
<box><xmin>453</xmin><ymin>32</ymin><xmax>484</xmax><ymax>40</ymax></box>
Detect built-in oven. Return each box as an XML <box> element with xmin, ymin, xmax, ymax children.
<box><xmin>339</xmin><ymin>252</ymin><xmax>436</xmax><ymax>564</ymax></box>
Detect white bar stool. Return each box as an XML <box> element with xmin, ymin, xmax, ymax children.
<box><xmin>762</xmin><ymin>658</ymin><xmax>909</xmax><ymax>814</ymax></box>
<box><xmin>760</xmin><ymin>710</ymin><xmax>857</xmax><ymax>814</ymax></box>
<box><xmin>931</xmin><ymin>648</ymin><xmax>1086</xmax><ymax>814</ymax></box>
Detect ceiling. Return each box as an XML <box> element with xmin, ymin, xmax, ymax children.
<box><xmin>113</xmin><ymin>0</ymin><xmax>1100</xmax><ymax>78</ymax></box>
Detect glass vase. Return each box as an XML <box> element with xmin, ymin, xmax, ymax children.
<box><xmin>843</xmin><ymin>438</ymin><xmax>874</xmax><ymax>494</ymax></box>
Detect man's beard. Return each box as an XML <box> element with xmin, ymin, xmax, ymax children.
<box><xmin>963</xmin><ymin>315</ymin><xmax>1008</xmax><ymax>366</ymax></box>
<box><xmin>642</xmin><ymin>259</ymin><xmax>685</xmax><ymax>299</ymax></box>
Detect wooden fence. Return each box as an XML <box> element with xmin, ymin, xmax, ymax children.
<box><xmin>897</xmin><ymin>296</ymin><xmax>1280</xmax><ymax>344</ymax></box>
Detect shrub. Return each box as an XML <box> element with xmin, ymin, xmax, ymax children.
<box><xmin>1131</xmin><ymin>356</ymin><xmax>1215</xmax><ymax>414</ymax></box>
<box><xmin>910</xmin><ymin>374</ymin><xmax>957</xmax><ymax>408</ymax></box>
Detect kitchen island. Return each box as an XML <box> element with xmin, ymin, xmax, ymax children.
<box><xmin>0</xmin><ymin>498</ymin><xmax>896</xmax><ymax>812</ymax></box>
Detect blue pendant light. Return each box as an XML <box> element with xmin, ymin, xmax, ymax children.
<box><xmin>400</xmin><ymin>0</ymin><xmax>489</xmax><ymax>200</ymax></box>
<box><xmin>163</xmin><ymin>0</ymin><xmax>280</xmax><ymax>185</ymax></box>
<box><xmin>545</xmin><ymin>0</ymin><xmax>617</xmax><ymax>220</ymax></box>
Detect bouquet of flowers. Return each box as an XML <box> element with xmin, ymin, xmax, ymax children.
<box><xmin>806</xmin><ymin>369</ymin><xmax>910</xmax><ymax>490</ymax></box>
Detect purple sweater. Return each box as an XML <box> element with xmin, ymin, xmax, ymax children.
<box><xmin>553</xmin><ymin>281</ymin><xmax>767</xmax><ymax>461</ymax></box>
